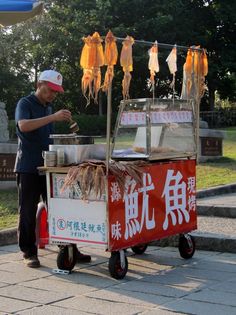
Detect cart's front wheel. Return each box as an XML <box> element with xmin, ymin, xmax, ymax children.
<box><xmin>108</xmin><ymin>251</ymin><xmax>128</xmax><ymax>279</ymax></box>
<box><xmin>57</xmin><ymin>244</ymin><xmax>77</xmax><ymax>271</ymax></box>
<box><xmin>131</xmin><ymin>244</ymin><xmax>148</xmax><ymax>255</ymax></box>
<box><xmin>178</xmin><ymin>234</ymin><xmax>195</xmax><ymax>259</ymax></box>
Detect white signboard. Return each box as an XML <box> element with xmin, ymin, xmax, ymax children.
<box><xmin>121</xmin><ymin>111</ymin><xmax>192</xmax><ymax>125</ymax></box>
<box><xmin>48</xmin><ymin>198</ymin><xmax>107</xmax><ymax>247</ymax></box>
<box><xmin>151</xmin><ymin>111</ymin><xmax>192</xmax><ymax>124</ymax></box>
<box><xmin>121</xmin><ymin>111</ymin><xmax>146</xmax><ymax>125</ymax></box>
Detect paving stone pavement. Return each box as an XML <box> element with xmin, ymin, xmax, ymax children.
<box><xmin>197</xmin><ymin>192</ymin><xmax>236</xmax><ymax>218</ymax></box>
<box><xmin>197</xmin><ymin>192</ymin><xmax>236</xmax><ymax>208</ymax></box>
<box><xmin>194</xmin><ymin>216</ymin><xmax>236</xmax><ymax>237</ymax></box>
<box><xmin>0</xmin><ymin>245</ymin><xmax>236</xmax><ymax>315</ymax></box>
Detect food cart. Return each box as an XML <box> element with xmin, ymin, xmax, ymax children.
<box><xmin>39</xmin><ymin>95</ymin><xmax>197</xmax><ymax>279</ymax></box>
<box><xmin>37</xmin><ymin>34</ymin><xmax>207</xmax><ymax>279</ymax></box>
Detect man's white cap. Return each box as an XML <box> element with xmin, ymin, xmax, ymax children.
<box><xmin>38</xmin><ymin>70</ymin><xmax>64</xmax><ymax>93</ymax></box>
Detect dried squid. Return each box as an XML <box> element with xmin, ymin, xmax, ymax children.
<box><xmin>61</xmin><ymin>160</ymin><xmax>146</xmax><ymax>200</ymax></box>
<box><xmin>202</xmin><ymin>49</ymin><xmax>208</xmax><ymax>77</ymax></box>
<box><xmin>80</xmin><ymin>32</ymin><xmax>104</xmax><ymax>104</ymax></box>
<box><xmin>166</xmin><ymin>45</ymin><xmax>177</xmax><ymax>89</ymax></box>
<box><xmin>181</xmin><ymin>48</ymin><xmax>193</xmax><ymax>99</ymax></box>
<box><xmin>192</xmin><ymin>46</ymin><xmax>208</xmax><ymax>99</ymax></box>
<box><xmin>120</xmin><ymin>36</ymin><xmax>134</xmax><ymax>99</ymax></box>
<box><xmin>199</xmin><ymin>49</ymin><xmax>208</xmax><ymax>97</ymax></box>
<box><xmin>90</xmin><ymin>32</ymin><xmax>104</xmax><ymax>102</ymax></box>
<box><xmin>148</xmin><ymin>41</ymin><xmax>159</xmax><ymax>85</ymax></box>
<box><xmin>80</xmin><ymin>36</ymin><xmax>93</xmax><ymax>104</ymax></box>
<box><xmin>181</xmin><ymin>47</ymin><xmax>208</xmax><ymax>100</ymax></box>
<box><xmin>102</xmin><ymin>30</ymin><xmax>118</xmax><ymax>92</ymax></box>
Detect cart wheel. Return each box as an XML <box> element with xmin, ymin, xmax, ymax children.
<box><xmin>108</xmin><ymin>251</ymin><xmax>128</xmax><ymax>279</ymax></box>
<box><xmin>131</xmin><ymin>244</ymin><xmax>148</xmax><ymax>255</ymax></box>
<box><xmin>57</xmin><ymin>244</ymin><xmax>77</xmax><ymax>271</ymax></box>
<box><xmin>178</xmin><ymin>234</ymin><xmax>195</xmax><ymax>259</ymax></box>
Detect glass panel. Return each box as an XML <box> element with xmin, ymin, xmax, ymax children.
<box><xmin>111</xmin><ymin>98</ymin><xmax>196</xmax><ymax>160</ymax></box>
<box><xmin>112</xmin><ymin>127</ymin><xmax>148</xmax><ymax>158</ymax></box>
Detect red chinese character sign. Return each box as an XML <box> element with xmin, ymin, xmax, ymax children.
<box><xmin>108</xmin><ymin>160</ymin><xmax>197</xmax><ymax>251</ymax></box>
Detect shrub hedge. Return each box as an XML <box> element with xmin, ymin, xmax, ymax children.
<box><xmin>9</xmin><ymin>113</ymin><xmax>117</xmax><ymax>140</ymax></box>
<box><xmin>55</xmin><ymin>114</ymin><xmax>117</xmax><ymax>135</ymax></box>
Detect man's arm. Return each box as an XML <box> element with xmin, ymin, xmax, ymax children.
<box><xmin>18</xmin><ymin>109</ymin><xmax>72</xmax><ymax>133</ymax></box>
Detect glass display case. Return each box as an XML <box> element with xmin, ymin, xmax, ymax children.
<box><xmin>111</xmin><ymin>98</ymin><xmax>196</xmax><ymax>160</ymax></box>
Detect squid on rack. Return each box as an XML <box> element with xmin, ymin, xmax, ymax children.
<box><xmin>199</xmin><ymin>49</ymin><xmax>208</xmax><ymax>97</ymax></box>
<box><xmin>102</xmin><ymin>30</ymin><xmax>118</xmax><ymax>92</ymax></box>
<box><xmin>90</xmin><ymin>32</ymin><xmax>104</xmax><ymax>103</ymax></box>
<box><xmin>166</xmin><ymin>45</ymin><xmax>177</xmax><ymax>90</ymax></box>
<box><xmin>181</xmin><ymin>46</ymin><xmax>208</xmax><ymax>100</ymax></box>
<box><xmin>148</xmin><ymin>41</ymin><xmax>159</xmax><ymax>87</ymax></box>
<box><xmin>181</xmin><ymin>48</ymin><xmax>193</xmax><ymax>99</ymax></box>
<box><xmin>120</xmin><ymin>35</ymin><xmax>134</xmax><ymax>100</ymax></box>
<box><xmin>80</xmin><ymin>32</ymin><xmax>104</xmax><ymax>104</ymax></box>
<box><xmin>80</xmin><ymin>35</ymin><xmax>93</xmax><ymax>104</ymax></box>
<box><xmin>192</xmin><ymin>46</ymin><xmax>208</xmax><ymax>99</ymax></box>
<box><xmin>202</xmin><ymin>49</ymin><xmax>208</xmax><ymax>76</ymax></box>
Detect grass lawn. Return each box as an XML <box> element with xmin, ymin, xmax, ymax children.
<box><xmin>0</xmin><ymin>127</ymin><xmax>235</xmax><ymax>231</ymax></box>
<box><xmin>0</xmin><ymin>188</ymin><xmax>18</xmax><ymax>230</ymax></box>
<box><xmin>96</xmin><ymin>127</ymin><xmax>236</xmax><ymax>189</ymax></box>
<box><xmin>196</xmin><ymin>127</ymin><xmax>236</xmax><ymax>189</ymax></box>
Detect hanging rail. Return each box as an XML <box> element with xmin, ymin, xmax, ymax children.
<box><xmin>82</xmin><ymin>33</ymin><xmax>204</xmax><ymax>52</ymax></box>
<box><xmin>113</xmin><ymin>37</ymin><xmax>204</xmax><ymax>52</ymax></box>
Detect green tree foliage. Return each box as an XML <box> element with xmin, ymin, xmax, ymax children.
<box><xmin>0</xmin><ymin>31</ymin><xmax>33</xmax><ymax>117</ymax></box>
<box><xmin>0</xmin><ymin>0</ymin><xmax>235</xmax><ymax>118</ymax></box>
<box><xmin>199</xmin><ymin>0</ymin><xmax>236</xmax><ymax>109</ymax></box>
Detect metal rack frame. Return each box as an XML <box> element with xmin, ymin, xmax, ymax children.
<box><xmin>105</xmin><ymin>36</ymin><xmax>205</xmax><ymax>175</ymax></box>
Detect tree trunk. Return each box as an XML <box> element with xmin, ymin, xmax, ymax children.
<box><xmin>208</xmin><ymin>86</ymin><xmax>215</xmax><ymax>111</ymax></box>
<box><xmin>98</xmin><ymin>91</ymin><xmax>103</xmax><ymax>116</ymax></box>
<box><xmin>34</xmin><ymin>63</ymin><xmax>38</xmax><ymax>89</ymax></box>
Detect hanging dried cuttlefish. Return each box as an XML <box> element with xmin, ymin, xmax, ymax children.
<box><xmin>192</xmin><ymin>47</ymin><xmax>208</xmax><ymax>99</ymax></box>
<box><xmin>80</xmin><ymin>32</ymin><xmax>104</xmax><ymax>104</ymax></box>
<box><xmin>166</xmin><ymin>45</ymin><xmax>177</xmax><ymax>90</ymax></box>
<box><xmin>80</xmin><ymin>35</ymin><xmax>93</xmax><ymax>104</ymax></box>
<box><xmin>181</xmin><ymin>48</ymin><xmax>193</xmax><ymax>99</ymax></box>
<box><xmin>202</xmin><ymin>49</ymin><xmax>208</xmax><ymax>76</ymax></box>
<box><xmin>181</xmin><ymin>47</ymin><xmax>208</xmax><ymax>100</ymax></box>
<box><xmin>199</xmin><ymin>49</ymin><xmax>208</xmax><ymax>98</ymax></box>
<box><xmin>148</xmin><ymin>41</ymin><xmax>159</xmax><ymax>86</ymax></box>
<box><xmin>102</xmin><ymin>30</ymin><xmax>118</xmax><ymax>92</ymax></box>
<box><xmin>90</xmin><ymin>32</ymin><xmax>104</xmax><ymax>103</ymax></box>
<box><xmin>120</xmin><ymin>36</ymin><xmax>134</xmax><ymax>99</ymax></box>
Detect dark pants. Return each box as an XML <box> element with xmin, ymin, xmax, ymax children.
<box><xmin>17</xmin><ymin>173</ymin><xmax>47</xmax><ymax>258</ymax></box>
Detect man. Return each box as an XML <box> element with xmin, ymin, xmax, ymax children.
<box><xmin>14</xmin><ymin>69</ymin><xmax>91</xmax><ymax>268</ymax></box>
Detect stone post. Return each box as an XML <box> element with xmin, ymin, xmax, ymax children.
<box><xmin>0</xmin><ymin>102</ymin><xmax>9</xmax><ymax>142</ymax></box>
<box><xmin>0</xmin><ymin>101</ymin><xmax>17</xmax><ymax>185</ymax></box>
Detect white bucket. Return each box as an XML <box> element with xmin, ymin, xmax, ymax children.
<box><xmin>42</xmin><ymin>151</ymin><xmax>57</xmax><ymax>167</ymax></box>
<box><xmin>56</xmin><ymin>148</ymin><xmax>65</xmax><ymax>166</ymax></box>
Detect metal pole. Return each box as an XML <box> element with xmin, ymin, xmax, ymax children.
<box><xmin>146</xmin><ymin>99</ymin><xmax>151</xmax><ymax>157</ymax></box>
<box><xmin>195</xmin><ymin>52</ymin><xmax>201</xmax><ymax>164</ymax></box>
<box><xmin>106</xmin><ymin>83</ymin><xmax>112</xmax><ymax>177</ymax></box>
<box><xmin>105</xmin><ymin>83</ymin><xmax>112</xmax><ymax>250</ymax></box>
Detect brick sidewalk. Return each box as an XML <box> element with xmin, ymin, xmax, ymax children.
<box><xmin>0</xmin><ymin>245</ymin><xmax>236</xmax><ymax>314</ymax></box>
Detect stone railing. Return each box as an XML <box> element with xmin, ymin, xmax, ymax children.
<box><xmin>0</xmin><ymin>102</ymin><xmax>17</xmax><ymax>181</ymax></box>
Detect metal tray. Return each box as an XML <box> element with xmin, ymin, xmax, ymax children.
<box><xmin>50</xmin><ymin>134</ymin><xmax>96</xmax><ymax>145</ymax></box>
<box><xmin>49</xmin><ymin>144</ymin><xmax>106</xmax><ymax>165</ymax></box>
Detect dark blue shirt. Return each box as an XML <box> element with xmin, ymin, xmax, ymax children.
<box><xmin>14</xmin><ymin>94</ymin><xmax>53</xmax><ymax>173</ymax></box>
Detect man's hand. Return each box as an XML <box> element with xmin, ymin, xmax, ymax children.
<box><xmin>53</xmin><ymin>109</ymin><xmax>72</xmax><ymax>122</ymax></box>
<box><xmin>18</xmin><ymin>109</ymin><xmax>72</xmax><ymax>133</ymax></box>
